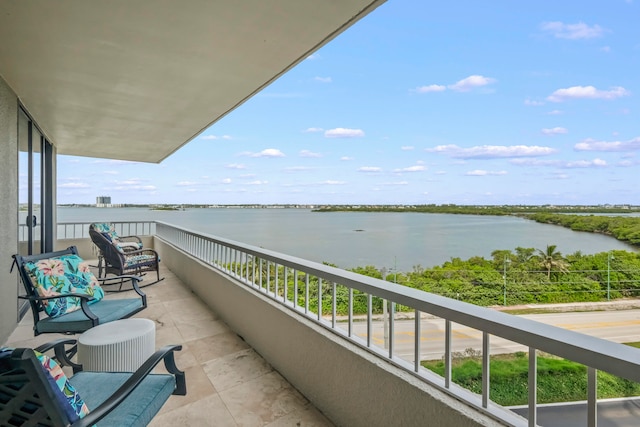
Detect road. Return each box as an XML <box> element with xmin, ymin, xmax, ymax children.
<box><xmin>346</xmin><ymin>309</ymin><xmax>640</xmax><ymax>361</ymax></box>
<box><xmin>511</xmin><ymin>398</ymin><xmax>640</xmax><ymax>427</ymax></box>
<box><xmin>343</xmin><ymin>308</ymin><xmax>640</xmax><ymax>426</ymax></box>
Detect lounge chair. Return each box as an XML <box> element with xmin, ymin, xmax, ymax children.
<box><xmin>89</xmin><ymin>224</ymin><xmax>163</xmax><ymax>289</ymax></box>
<box><xmin>0</xmin><ymin>339</ymin><xmax>186</xmax><ymax>426</ymax></box>
<box><xmin>11</xmin><ymin>246</ymin><xmax>146</xmax><ymax>336</ymax></box>
<box><xmin>88</xmin><ymin>223</ymin><xmax>144</xmax><ymax>277</ymax></box>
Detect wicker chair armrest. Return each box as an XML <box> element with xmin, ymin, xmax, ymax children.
<box><xmin>97</xmin><ymin>275</ymin><xmax>146</xmax><ymax>299</ymax></box>
<box><xmin>118</xmin><ymin>235</ymin><xmax>143</xmax><ymax>243</ymax></box>
<box><xmin>123</xmin><ymin>248</ymin><xmax>159</xmax><ymax>257</ymax></box>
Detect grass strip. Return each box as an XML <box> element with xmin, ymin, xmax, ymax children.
<box><xmin>422</xmin><ymin>350</ymin><xmax>640</xmax><ymax>406</ymax></box>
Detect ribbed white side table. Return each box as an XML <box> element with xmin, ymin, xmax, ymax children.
<box><xmin>78</xmin><ymin>318</ymin><xmax>156</xmax><ymax>372</ymax></box>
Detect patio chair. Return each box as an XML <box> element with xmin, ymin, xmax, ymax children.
<box><xmin>11</xmin><ymin>246</ymin><xmax>147</xmax><ymax>336</ymax></box>
<box><xmin>89</xmin><ymin>226</ymin><xmax>163</xmax><ymax>289</ymax></box>
<box><xmin>0</xmin><ymin>339</ymin><xmax>186</xmax><ymax>427</ymax></box>
<box><xmin>88</xmin><ymin>223</ymin><xmax>144</xmax><ymax>277</ymax></box>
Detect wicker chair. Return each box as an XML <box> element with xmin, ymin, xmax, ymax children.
<box><xmin>88</xmin><ymin>223</ymin><xmax>144</xmax><ymax>277</ymax></box>
<box><xmin>11</xmin><ymin>246</ymin><xmax>147</xmax><ymax>336</ymax></box>
<box><xmin>0</xmin><ymin>339</ymin><xmax>186</xmax><ymax>427</ymax></box>
<box><xmin>89</xmin><ymin>224</ymin><xmax>163</xmax><ymax>289</ymax></box>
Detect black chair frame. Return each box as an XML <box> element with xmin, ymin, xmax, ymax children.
<box><xmin>0</xmin><ymin>339</ymin><xmax>186</xmax><ymax>427</ymax></box>
<box><xmin>11</xmin><ymin>246</ymin><xmax>147</xmax><ymax>336</ymax></box>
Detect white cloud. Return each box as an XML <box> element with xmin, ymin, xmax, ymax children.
<box><xmin>401</xmin><ymin>146</ymin><xmax>415</xmax><ymax>151</ymax></box>
<box><xmin>103</xmin><ymin>170</ymin><xmax>119</xmax><ymax>175</ymax></box>
<box><xmin>574</xmin><ymin>137</ymin><xmax>640</xmax><ymax>152</ymax></box>
<box><xmin>564</xmin><ymin>158</ymin><xmax>607</xmax><ymax>168</ymax></box>
<box><xmin>511</xmin><ymin>158</ymin><xmax>608</xmax><ymax>169</ymax></box>
<box><xmin>427</xmin><ymin>144</ymin><xmax>556</xmax><ymax>159</ymax></box>
<box><xmin>394</xmin><ymin>165</ymin><xmax>426</xmax><ymax>172</ymax></box>
<box><xmin>247</xmin><ymin>180</ymin><xmax>268</xmax><ymax>185</ymax></box>
<box><xmin>415</xmin><ymin>84</ymin><xmax>446</xmax><ymax>93</ymax></box>
<box><xmin>465</xmin><ymin>170</ymin><xmax>508</xmax><ymax>176</ymax></box>
<box><xmin>226</xmin><ymin>163</ymin><xmax>246</xmax><ymax>169</ymax></box>
<box><xmin>284</xmin><ymin>166</ymin><xmax>313</xmax><ymax>172</ymax></box>
<box><xmin>324</xmin><ymin>128</ymin><xmax>365</xmax><ymax>138</ymax></box>
<box><xmin>59</xmin><ymin>182</ymin><xmax>90</xmax><ymax>188</ymax></box>
<box><xmin>510</xmin><ymin>159</ymin><xmax>560</xmax><ymax>167</ymax></box>
<box><xmin>525</xmin><ymin>99</ymin><xmax>545</xmax><ymax>106</ymax></box>
<box><xmin>299</xmin><ymin>150</ymin><xmax>322</xmax><ymax>158</ymax></box>
<box><xmin>618</xmin><ymin>160</ymin><xmax>636</xmax><ymax>167</ymax></box>
<box><xmin>314</xmin><ymin>76</ymin><xmax>332</xmax><ymax>83</ymax></box>
<box><xmin>547</xmin><ymin>85</ymin><xmax>629</xmax><ymax>102</ymax></box>
<box><xmin>113</xmin><ymin>181</ymin><xmax>156</xmax><ymax>192</ymax></box>
<box><xmin>202</xmin><ymin>134</ymin><xmax>232</xmax><ymax>140</ymax></box>
<box><xmin>340</xmin><ymin>156</ymin><xmax>354</xmax><ymax>161</ymax></box>
<box><xmin>320</xmin><ymin>180</ymin><xmax>346</xmax><ymax>185</ymax></box>
<box><xmin>540</xmin><ymin>21</ymin><xmax>606</xmax><ymax>40</ymax></box>
<box><xmin>381</xmin><ymin>181</ymin><xmax>409</xmax><ymax>186</ymax></box>
<box><xmin>541</xmin><ymin>127</ymin><xmax>568</xmax><ymax>135</ymax></box>
<box><xmin>448</xmin><ymin>75</ymin><xmax>496</xmax><ymax>92</ymax></box>
<box><xmin>222</xmin><ymin>178</ymin><xmax>232</xmax><ymax>184</ymax></box>
<box><xmin>176</xmin><ymin>181</ymin><xmax>198</xmax><ymax>186</ymax></box>
<box><xmin>248</xmin><ymin>148</ymin><xmax>285</xmax><ymax>158</ymax></box>
<box><xmin>304</xmin><ymin>127</ymin><xmax>324</xmax><ymax>133</ymax></box>
<box><xmin>358</xmin><ymin>166</ymin><xmax>382</xmax><ymax>172</ymax></box>
<box><xmin>547</xmin><ymin>110</ymin><xmax>564</xmax><ymax>115</ymax></box>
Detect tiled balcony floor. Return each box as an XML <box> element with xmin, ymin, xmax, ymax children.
<box><xmin>4</xmin><ymin>263</ymin><xmax>334</xmax><ymax>427</ymax></box>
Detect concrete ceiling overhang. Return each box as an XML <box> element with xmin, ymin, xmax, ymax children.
<box><xmin>0</xmin><ymin>0</ymin><xmax>385</xmax><ymax>163</ymax></box>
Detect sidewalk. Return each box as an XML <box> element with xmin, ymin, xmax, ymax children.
<box><xmin>334</xmin><ymin>298</ymin><xmax>640</xmax><ymax>322</ymax></box>
<box><xmin>491</xmin><ymin>298</ymin><xmax>640</xmax><ymax>313</ymax></box>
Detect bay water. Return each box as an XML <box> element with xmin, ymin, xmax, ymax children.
<box><xmin>56</xmin><ymin>207</ymin><xmax>638</xmax><ymax>272</ymax></box>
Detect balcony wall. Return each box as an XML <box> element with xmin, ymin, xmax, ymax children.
<box><xmin>0</xmin><ymin>76</ymin><xmax>19</xmax><ymax>344</ymax></box>
<box><xmin>153</xmin><ymin>237</ymin><xmax>503</xmax><ymax>427</ymax></box>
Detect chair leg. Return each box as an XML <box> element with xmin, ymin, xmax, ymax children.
<box><xmin>98</xmin><ymin>255</ymin><xmax>104</xmax><ymax>278</ymax></box>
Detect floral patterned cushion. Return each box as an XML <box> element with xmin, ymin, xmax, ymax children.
<box><xmin>0</xmin><ymin>347</ymin><xmax>90</xmax><ymax>423</ymax></box>
<box><xmin>124</xmin><ymin>254</ymin><xmax>156</xmax><ymax>268</ymax></box>
<box><xmin>92</xmin><ymin>222</ymin><xmax>143</xmax><ymax>253</ymax></box>
<box><xmin>92</xmin><ymin>222</ymin><xmax>118</xmax><ymax>241</ymax></box>
<box><xmin>35</xmin><ymin>350</ymin><xmax>90</xmax><ymax>421</ymax></box>
<box><xmin>24</xmin><ymin>254</ymin><xmax>105</xmax><ymax>318</ymax></box>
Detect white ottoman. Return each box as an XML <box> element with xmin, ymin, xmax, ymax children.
<box><xmin>77</xmin><ymin>318</ymin><xmax>156</xmax><ymax>372</ymax></box>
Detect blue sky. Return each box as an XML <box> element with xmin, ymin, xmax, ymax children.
<box><xmin>56</xmin><ymin>0</ymin><xmax>640</xmax><ymax>205</ymax></box>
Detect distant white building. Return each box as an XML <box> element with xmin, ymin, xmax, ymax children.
<box><xmin>96</xmin><ymin>196</ymin><xmax>111</xmax><ymax>207</ymax></box>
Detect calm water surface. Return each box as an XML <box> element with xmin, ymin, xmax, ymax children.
<box><xmin>57</xmin><ymin>207</ymin><xmax>638</xmax><ymax>271</ymax></box>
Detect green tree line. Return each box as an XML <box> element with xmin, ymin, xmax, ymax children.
<box><xmin>231</xmin><ymin>246</ymin><xmax>640</xmax><ymax>314</ymax></box>
<box><xmin>313</xmin><ymin>204</ymin><xmax>639</xmax><ymax>215</ymax></box>
<box><xmin>525</xmin><ymin>213</ymin><xmax>640</xmax><ymax>246</ymax></box>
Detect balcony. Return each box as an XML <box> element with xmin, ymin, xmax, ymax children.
<box><xmin>8</xmin><ymin>220</ymin><xmax>640</xmax><ymax>426</ymax></box>
<box><xmin>6</xmin><ymin>259</ymin><xmax>333</xmax><ymax>425</ymax></box>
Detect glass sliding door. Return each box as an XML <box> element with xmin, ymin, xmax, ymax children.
<box><xmin>17</xmin><ymin>107</ymin><xmax>54</xmax><ymax>317</ymax></box>
<box><xmin>19</xmin><ymin>110</ymin><xmax>41</xmax><ymax>254</ymax></box>
<box><xmin>18</xmin><ymin>106</ymin><xmax>53</xmax><ymax>254</ymax></box>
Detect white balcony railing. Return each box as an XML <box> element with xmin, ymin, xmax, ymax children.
<box><xmin>59</xmin><ymin>220</ymin><xmax>640</xmax><ymax>426</ymax></box>
<box><xmin>151</xmin><ymin>221</ymin><xmax>640</xmax><ymax>427</ymax></box>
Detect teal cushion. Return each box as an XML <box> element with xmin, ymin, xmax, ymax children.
<box><xmin>124</xmin><ymin>254</ymin><xmax>156</xmax><ymax>268</ymax></box>
<box><xmin>70</xmin><ymin>371</ymin><xmax>174</xmax><ymax>427</ymax></box>
<box><xmin>35</xmin><ymin>298</ymin><xmax>145</xmax><ymax>334</ymax></box>
<box><xmin>92</xmin><ymin>222</ymin><xmax>119</xmax><ymax>242</ymax></box>
<box><xmin>24</xmin><ymin>254</ymin><xmax>105</xmax><ymax>318</ymax></box>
